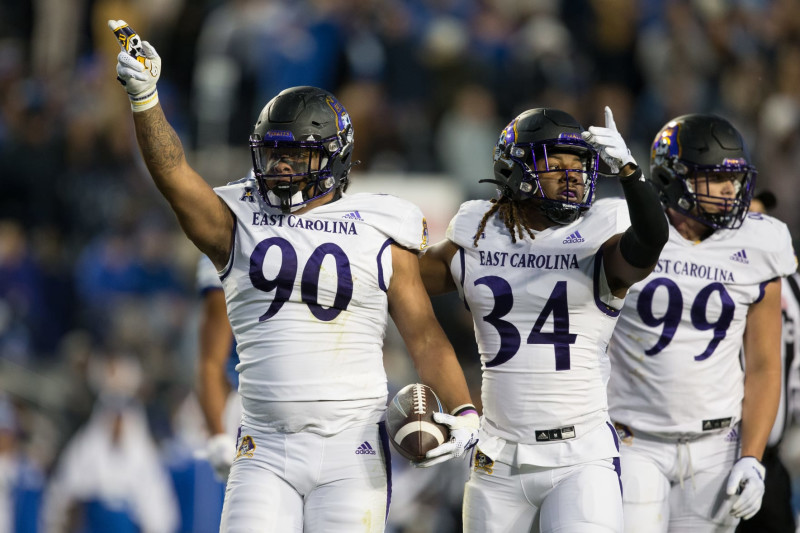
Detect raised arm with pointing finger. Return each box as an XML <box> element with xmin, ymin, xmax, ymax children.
<box><xmin>108</xmin><ymin>20</ymin><xmax>477</xmax><ymax>532</ymax></box>
<box><xmin>109</xmin><ymin>19</ymin><xmax>234</xmax><ymax>267</ymax></box>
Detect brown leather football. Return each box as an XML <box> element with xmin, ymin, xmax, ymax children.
<box><xmin>385</xmin><ymin>383</ymin><xmax>449</xmax><ymax>462</ymax></box>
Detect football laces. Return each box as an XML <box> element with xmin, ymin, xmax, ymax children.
<box><xmin>412</xmin><ymin>384</ymin><xmax>426</xmax><ymax>415</ymax></box>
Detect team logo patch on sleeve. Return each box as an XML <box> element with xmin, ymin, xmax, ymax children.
<box><xmin>235</xmin><ymin>435</ymin><xmax>256</xmax><ymax>459</ymax></box>
<box><xmin>420</xmin><ymin>218</ymin><xmax>429</xmax><ymax>249</ymax></box>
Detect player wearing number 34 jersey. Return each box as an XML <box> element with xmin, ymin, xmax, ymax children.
<box><xmin>607</xmin><ymin>114</ymin><xmax>797</xmax><ymax>533</ymax></box>
<box><xmin>421</xmin><ymin>107</ymin><xmax>669</xmax><ymax>532</ymax></box>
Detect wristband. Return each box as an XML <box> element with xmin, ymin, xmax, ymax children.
<box><xmin>451</xmin><ymin>404</ymin><xmax>478</xmax><ymax>417</ymax></box>
<box><xmin>129</xmin><ymin>88</ymin><xmax>159</xmax><ymax>112</ymax></box>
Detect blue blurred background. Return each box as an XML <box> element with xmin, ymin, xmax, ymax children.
<box><xmin>2</xmin><ymin>0</ymin><xmax>800</xmax><ymax>531</ymax></box>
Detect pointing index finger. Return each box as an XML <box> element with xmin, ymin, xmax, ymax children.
<box><xmin>604</xmin><ymin>106</ymin><xmax>617</xmax><ymax>133</ymax></box>
<box><xmin>108</xmin><ymin>19</ymin><xmax>142</xmax><ymax>57</ymax></box>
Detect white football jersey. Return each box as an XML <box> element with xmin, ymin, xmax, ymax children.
<box><xmin>447</xmin><ymin>198</ymin><xmax>631</xmax><ymax>464</ymax></box>
<box><xmin>608</xmin><ymin>211</ymin><xmax>797</xmax><ymax>437</ymax></box>
<box><xmin>214</xmin><ymin>178</ymin><xmax>429</xmax><ymax>435</ymax></box>
<box><xmin>196</xmin><ymin>253</ymin><xmax>222</xmax><ymax>292</ymax></box>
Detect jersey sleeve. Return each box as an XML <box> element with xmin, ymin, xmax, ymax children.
<box><xmin>445</xmin><ymin>200</ymin><xmax>492</xmax><ymax>249</ymax></box>
<box><xmin>769</xmin><ymin>216</ymin><xmax>798</xmax><ymax>277</ymax></box>
<box><xmin>742</xmin><ymin>213</ymin><xmax>798</xmax><ymax>281</ymax></box>
<box><xmin>348</xmin><ymin>193</ymin><xmax>431</xmax><ymax>252</ymax></box>
<box><xmin>590</xmin><ymin>197</ymin><xmax>631</xmax><ymax>234</ymax></box>
<box><xmin>195</xmin><ymin>254</ymin><xmax>222</xmax><ymax>294</ymax></box>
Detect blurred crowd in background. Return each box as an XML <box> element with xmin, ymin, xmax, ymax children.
<box><xmin>2</xmin><ymin>0</ymin><xmax>800</xmax><ymax>531</ymax></box>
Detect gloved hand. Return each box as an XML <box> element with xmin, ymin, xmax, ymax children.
<box><xmin>206</xmin><ymin>433</ymin><xmax>236</xmax><ymax>482</ymax></box>
<box><xmin>416</xmin><ymin>409</ymin><xmax>479</xmax><ymax>468</ymax></box>
<box><xmin>581</xmin><ymin>106</ymin><xmax>636</xmax><ymax>175</ymax></box>
<box><xmin>108</xmin><ymin>20</ymin><xmax>161</xmax><ymax>112</ymax></box>
<box><xmin>725</xmin><ymin>456</ymin><xmax>766</xmax><ymax>520</ymax></box>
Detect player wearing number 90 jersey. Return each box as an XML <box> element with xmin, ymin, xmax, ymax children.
<box><xmin>215</xmin><ymin>181</ymin><xmax>427</xmax><ymax>433</ymax></box>
<box><xmin>607</xmin><ymin>114</ymin><xmax>797</xmax><ymax>533</ymax></box>
<box><xmin>420</xmin><ymin>107</ymin><xmax>668</xmax><ymax>533</ymax></box>
<box><xmin>109</xmin><ymin>29</ymin><xmax>478</xmax><ymax>530</ymax></box>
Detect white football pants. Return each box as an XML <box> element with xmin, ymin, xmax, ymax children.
<box><xmin>618</xmin><ymin>426</ymin><xmax>740</xmax><ymax>532</ymax></box>
<box><xmin>220</xmin><ymin>422</ymin><xmax>390</xmax><ymax>532</ymax></box>
<box><xmin>463</xmin><ymin>454</ymin><xmax>623</xmax><ymax>532</ymax></box>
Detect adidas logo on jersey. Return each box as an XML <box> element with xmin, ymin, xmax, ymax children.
<box><xmin>562</xmin><ymin>231</ymin><xmax>585</xmax><ymax>244</ymax></box>
<box><xmin>343</xmin><ymin>211</ymin><xmax>364</xmax><ymax>221</ymax></box>
<box><xmin>729</xmin><ymin>249</ymin><xmax>749</xmax><ymax>264</ymax></box>
<box><xmin>355</xmin><ymin>441</ymin><xmax>376</xmax><ymax>455</ymax></box>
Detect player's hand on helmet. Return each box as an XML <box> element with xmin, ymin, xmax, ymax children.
<box><xmin>108</xmin><ymin>19</ymin><xmax>161</xmax><ymax>112</ymax></box>
<box><xmin>206</xmin><ymin>433</ymin><xmax>236</xmax><ymax>481</ymax></box>
<box><xmin>725</xmin><ymin>456</ymin><xmax>766</xmax><ymax>520</ymax></box>
<box><xmin>581</xmin><ymin>106</ymin><xmax>637</xmax><ymax>175</ymax></box>
<box><xmin>416</xmin><ymin>409</ymin><xmax>479</xmax><ymax>468</ymax></box>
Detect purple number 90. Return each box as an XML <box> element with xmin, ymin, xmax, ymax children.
<box><xmin>249</xmin><ymin>237</ymin><xmax>353</xmax><ymax>322</ymax></box>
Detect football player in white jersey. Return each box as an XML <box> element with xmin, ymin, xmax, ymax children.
<box><xmin>734</xmin><ymin>191</ymin><xmax>798</xmax><ymax>533</ymax></box>
<box><xmin>607</xmin><ymin>115</ymin><xmax>797</xmax><ymax>533</ymax></box>
<box><xmin>108</xmin><ymin>21</ymin><xmax>479</xmax><ymax>533</ymax></box>
<box><xmin>195</xmin><ymin>253</ymin><xmax>241</xmax><ymax>482</ymax></box>
<box><xmin>420</xmin><ymin>106</ymin><xmax>669</xmax><ymax>532</ymax></box>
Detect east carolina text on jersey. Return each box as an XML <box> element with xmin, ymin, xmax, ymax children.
<box><xmin>251</xmin><ymin>212</ymin><xmax>358</xmax><ymax>235</ymax></box>
<box><xmin>608</xmin><ymin>212</ymin><xmax>797</xmax><ymax>437</ymax></box>
<box><xmin>447</xmin><ymin>198</ymin><xmax>631</xmax><ymax>466</ymax></box>
<box><xmin>478</xmin><ymin>250</ymin><xmax>579</xmax><ymax>269</ymax></box>
<box><xmin>652</xmin><ymin>258</ymin><xmax>735</xmax><ymax>282</ymax></box>
<box><xmin>213</xmin><ymin>177</ymin><xmax>428</xmax><ymax>436</ymax></box>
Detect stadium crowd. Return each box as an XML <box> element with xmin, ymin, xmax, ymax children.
<box><xmin>2</xmin><ymin>0</ymin><xmax>800</xmax><ymax>531</ymax></box>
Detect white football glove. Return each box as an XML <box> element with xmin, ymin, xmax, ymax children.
<box><xmin>581</xmin><ymin>106</ymin><xmax>636</xmax><ymax>175</ymax></box>
<box><xmin>416</xmin><ymin>410</ymin><xmax>479</xmax><ymax>468</ymax></box>
<box><xmin>725</xmin><ymin>456</ymin><xmax>766</xmax><ymax>520</ymax></box>
<box><xmin>108</xmin><ymin>20</ymin><xmax>161</xmax><ymax>112</ymax></box>
<box><xmin>206</xmin><ymin>433</ymin><xmax>236</xmax><ymax>482</ymax></box>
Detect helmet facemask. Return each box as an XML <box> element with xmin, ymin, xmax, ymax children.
<box><xmin>668</xmin><ymin>158</ymin><xmax>756</xmax><ymax>230</ymax></box>
<box><xmin>249</xmin><ymin>87</ymin><xmax>354</xmax><ymax>213</ymax></box>
<box><xmin>492</xmin><ymin>137</ymin><xmax>599</xmax><ymax>225</ymax></box>
<box><xmin>250</xmin><ymin>134</ymin><xmax>345</xmax><ymax>213</ymax></box>
<box><xmin>650</xmin><ymin>114</ymin><xmax>757</xmax><ymax>231</ymax></box>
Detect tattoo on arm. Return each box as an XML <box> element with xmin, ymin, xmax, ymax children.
<box><xmin>133</xmin><ymin>107</ymin><xmax>185</xmax><ymax>178</ymax></box>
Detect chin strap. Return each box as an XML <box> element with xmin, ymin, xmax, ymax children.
<box><xmin>268</xmin><ymin>188</ymin><xmax>305</xmax><ymax>213</ymax></box>
<box><xmin>541</xmin><ymin>201</ymin><xmax>582</xmax><ymax>225</ymax></box>
<box><xmin>479</xmin><ymin>178</ymin><xmax>514</xmax><ymax>199</ymax></box>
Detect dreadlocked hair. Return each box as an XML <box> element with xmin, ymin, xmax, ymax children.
<box><xmin>472</xmin><ymin>197</ymin><xmax>538</xmax><ymax>247</ymax></box>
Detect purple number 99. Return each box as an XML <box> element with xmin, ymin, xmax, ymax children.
<box><xmin>636</xmin><ymin>278</ymin><xmax>734</xmax><ymax>360</ymax></box>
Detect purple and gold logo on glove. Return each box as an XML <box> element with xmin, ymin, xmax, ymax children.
<box><xmin>110</xmin><ymin>22</ymin><xmax>144</xmax><ymax>58</ymax></box>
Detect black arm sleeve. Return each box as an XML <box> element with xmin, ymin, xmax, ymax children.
<box><xmin>618</xmin><ymin>166</ymin><xmax>669</xmax><ymax>268</ymax></box>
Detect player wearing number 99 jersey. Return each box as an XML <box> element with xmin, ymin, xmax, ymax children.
<box><xmin>420</xmin><ymin>107</ymin><xmax>668</xmax><ymax>532</ymax></box>
<box><xmin>109</xmin><ymin>23</ymin><xmax>479</xmax><ymax>531</ymax></box>
<box><xmin>607</xmin><ymin>114</ymin><xmax>797</xmax><ymax>532</ymax></box>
